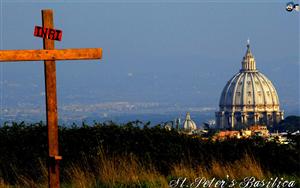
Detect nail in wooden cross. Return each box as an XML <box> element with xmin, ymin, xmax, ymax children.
<box><xmin>0</xmin><ymin>9</ymin><xmax>102</xmax><ymax>188</ymax></box>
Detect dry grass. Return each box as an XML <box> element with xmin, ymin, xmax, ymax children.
<box><xmin>63</xmin><ymin>150</ymin><xmax>168</xmax><ymax>188</ymax></box>
<box><xmin>95</xmin><ymin>150</ymin><xmax>168</xmax><ymax>187</ymax></box>
<box><xmin>8</xmin><ymin>159</ymin><xmax>48</xmax><ymax>188</ymax></box>
<box><xmin>65</xmin><ymin>164</ymin><xmax>96</xmax><ymax>188</ymax></box>
<box><xmin>170</xmin><ymin>153</ymin><xmax>268</xmax><ymax>181</ymax></box>
<box><xmin>0</xmin><ymin>153</ymin><xmax>271</xmax><ymax>188</ymax></box>
<box><xmin>0</xmin><ymin>178</ymin><xmax>10</xmax><ymax>188</ymax></box>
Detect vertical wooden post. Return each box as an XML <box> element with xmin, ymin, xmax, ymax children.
<box><xmin>42</xmin><ymin>9</ymin><xmax>60</xmax><ymax>188</ymax></box>
<box><xmin>0</xmin><ymin>8</ymin><xmax>102</xmax><ymax>188</ymax></box>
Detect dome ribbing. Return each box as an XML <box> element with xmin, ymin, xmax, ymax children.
<box><xmin>215</xmin><ymin>42</ymin><xmax>284</xmax><ymax>129</ymax></box>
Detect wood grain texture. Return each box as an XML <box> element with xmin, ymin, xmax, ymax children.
<box><xmin>42</xmin><ymin>9</ymin><xmax>60</xmax><ymax>188</ymax></box>
<box><xmin>0</xmin><ymin>48</ymin><xmax>102</xmax><ymax>62</ymax></box>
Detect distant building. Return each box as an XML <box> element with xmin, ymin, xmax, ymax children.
<box><xmin>213</xmin><ymin>130</ymin><xmax>241</xmax><ymax>140</ymax></box>
<box><xmin>249</xmin><ymin>125</ymin><xmax>269</xmax><ymax>137</ymax></box>
<box><xmin>174</xmin><ymin>118</ymin><xmax>181</xmax><ymax>130</ymax></box>
<box><xmin>240</xmin><ymin>129</ymin><xmax>252</xmax><ymax>138</ymax></box>
<box><xmin>164</xmin><ymin>124</ymin><xmax>172</xmax><ymax>131</ymax></box>
<box><xmin>216</xmin><ymin>41</ymin><xmax>284</xmax><ymax>129</ymax></box>
<box><xmin>213</xmin><ymin>125</ymin><xmax>269</xmax><ymax>141</ymax></box>
<box><xmin>182</xmin><ymin>112</ymin><xmax>197</xmax><ymax>133</ymax></box>
<box><xmin>269</xmin><ymin>132</ymin><xmax>289</xmax><ymax>144</ymax></box>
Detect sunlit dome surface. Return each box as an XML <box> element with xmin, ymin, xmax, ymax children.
<box><xmin>216</xmin><ymin>42</ymin><xmax>284</xmax><ymax>129</ymax></box>
<box><xmin>183</xmin><ymin>112</ymin><xmax>197</xmax><ymax>131</ymax></box>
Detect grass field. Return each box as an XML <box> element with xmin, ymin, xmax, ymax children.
<box><xmin>0</xmin><ymin>151</ymin><xmax>298</xmax><ymax>188</ymax></box>
<box><xmin>0</xmin><ymin>122</ymin><xmax>299</xmax><ymax>187</ymax></box>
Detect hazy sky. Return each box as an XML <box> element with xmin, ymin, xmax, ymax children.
<box><xmin>0</xmin><ymin>1</ymin><xmax>299</xmax><ymax>119</ymax></box>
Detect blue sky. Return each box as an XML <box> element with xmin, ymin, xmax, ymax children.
<box><xmin>0</xmin><ymin>1</ymin><xmax>299</xmax><ymax>122</ymax></box>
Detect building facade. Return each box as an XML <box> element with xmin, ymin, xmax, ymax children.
<box><xmin>215</xmin><ymin>42</ymin><xmax>284</xmax><ymax>129</ymax></box>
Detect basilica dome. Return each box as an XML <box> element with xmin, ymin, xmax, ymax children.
<box><xmin>215</xmin><ymin>42</ymin><xmax>284</xmax><ymax>129</ymax></box>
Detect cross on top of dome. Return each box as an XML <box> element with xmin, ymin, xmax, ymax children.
<box><xmin>241</xmin><ymin>40</ymin><xmax>257</xmax><ymax>72</ymax></box>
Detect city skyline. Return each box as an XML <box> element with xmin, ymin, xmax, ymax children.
<box><xmin>0</xmin><ymin>1</ymin><xmax>299</xmax><ymax>124</ymax></box>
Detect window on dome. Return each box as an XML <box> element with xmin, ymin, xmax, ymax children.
<box><xmin>258</xmin><ymin>91</ymin><xmax>261</xmax><ymax>96</ymax></box>
<box><xmin>237</xmin><ymin>92</ymin><xmax>241</xmax><ymax>96</ymax></box>
<box><xmin>247</xmin><ymin>92</ymin><xmax>251</xmax><ymax>96</ymax></box>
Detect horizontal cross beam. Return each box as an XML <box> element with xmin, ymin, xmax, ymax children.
<box><xmin>0</xmin><ymin>48</ymin><xmax>102</xmax><ymax>62</ymax></box>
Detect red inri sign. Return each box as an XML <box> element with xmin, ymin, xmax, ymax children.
<box><xmin>34</xmin><ymin>26</ymin><xmax>62</xmax><ymax>41</ymax></box>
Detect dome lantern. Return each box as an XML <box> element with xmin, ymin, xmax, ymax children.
<box><xmin>241</xmin><ymin>40</ymin><xmax>257</xmax><ymax>71</ymax></box>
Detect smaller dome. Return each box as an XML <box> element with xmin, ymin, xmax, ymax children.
<box><xmin>183</xmin><ymin>112</ymin><xmax>197</xmax><ymax>131</ymax></box>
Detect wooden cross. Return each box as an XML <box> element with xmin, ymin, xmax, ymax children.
<box><xmin>0</xmin><ymin>9</ymin><xmax>102</xmax><ymax>188</ymax></box>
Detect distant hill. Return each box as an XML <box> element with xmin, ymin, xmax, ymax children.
<box><xmin>274</xmin><ymin>116</ymin><xmax>300</xmax><ymax>132</ymax></box>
